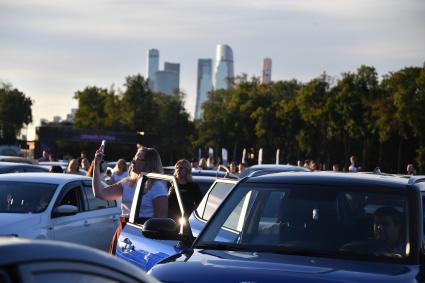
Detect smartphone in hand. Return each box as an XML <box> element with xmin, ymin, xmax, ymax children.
<box><xmin>99</xmin><ymin>140</ymin><xmax>106</xmax><ymax>154</ymax></box>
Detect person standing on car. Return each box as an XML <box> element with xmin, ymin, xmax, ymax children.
<box><xmin>92</xmin><ymin>146</ymin><xmax>168</xmax><ymax>254</ymax></box>
<box><xmin>168</xmin><ymin>159</ymin><xmax>203</xmax><ymax>223</ymax></box>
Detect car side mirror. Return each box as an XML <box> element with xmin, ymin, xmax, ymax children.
<box><xmin>52</xmin><ymin>204</ymin><xmax>79</xmax><ymax>218</ymax></box>
<box><xmin>142</xmin><ymin>218</ymin><xmax>179</xmax><ymax>240</ymax></box>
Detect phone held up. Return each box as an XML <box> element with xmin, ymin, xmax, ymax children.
<box><xmin>99</xmin><ymin>140</ymin><xmax>106</xmax><ymax>155</ymax></box>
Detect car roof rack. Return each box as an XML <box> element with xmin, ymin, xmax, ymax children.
<box><xmin>408</xmin><ymin>175</ymin><xmax>425</xmax><ymax>186</ymax></box>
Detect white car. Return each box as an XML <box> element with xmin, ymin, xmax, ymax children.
<box><xmin>0</xmin><ymin>173</ymin><xmax>120</xmax><ymax>251</ymax></box>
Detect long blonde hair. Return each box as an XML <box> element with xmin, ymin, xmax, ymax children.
<box><xmin>67</xmin><ymin>159</ymin><xmax>79</xmax><ymax>174</ymax></box>
<box><xmin>112</xmin><ymin>159</ymin><xmax>127</xmax><ymax>173</ymax></box>
<box><xmin>174</xmin><ymin>159</ymin><xmax>193</xmax><ymax>182</ymax></box>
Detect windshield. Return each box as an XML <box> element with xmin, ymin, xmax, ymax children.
<box><xmin>197</xmin><ymin>183</ymin><xmax>411</xmax><ymax>262</ymax></box>
<box><xmin>0</xmin><ymin>181</ymin><xmax>57</xmax><ymax>213</ymax></box>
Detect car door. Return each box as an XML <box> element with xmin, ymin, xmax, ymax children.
<box><xmin>81</xmin><ymin>180</ymin><xmax>120</xmax><ymax>251</ymax></box>
<box><xmin>189</xmin><ymin>178</ymin><xmax>238</xmax><ymax>237</ymax></box>
<box><xmin>116</xmin><ymin>174</ymin><xmax>185</xmax><ymax>271</ymax></box>
<box><xmin>50</xmin><ymin>181</ymin><xmax>89</xmax><ymax>246</ymax></box>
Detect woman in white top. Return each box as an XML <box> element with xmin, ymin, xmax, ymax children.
<box><xmin>110</xmin><ymin>158</ymin><xmax>129</xmax><ymax>183</ymax></box>
<box><xmin>92</xmin><ymin>146</ymin><xmax>168</xmax><ymax>254</ymax></box>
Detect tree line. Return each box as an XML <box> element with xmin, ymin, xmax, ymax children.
<box><xmin>196</xmin><ymin>65</ymin><xmax>425</xmax><ymax>173</ymax></box>
<box><xmin>1</xmin><ymin>64</ymin><xmax>424</xmax><ymax>173</ymax></box>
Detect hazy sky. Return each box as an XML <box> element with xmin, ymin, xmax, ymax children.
<box><xmin>1</xmin><ymin>0</ymin><xmax>424</xmax><ymax>132</ymax></box>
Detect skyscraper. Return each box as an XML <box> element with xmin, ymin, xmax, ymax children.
<box><xmin>147</xmin><ymin>49</ymin><xmax>159</xmax><ymax>89</ymax></box>
<box><xmin>262</xmin><ymin>58</ymin><xmax>272</xmax><ymax>84</ymax></box>
<box><xmin>154</xmin><ymin>62</ymin><xmax>180</xmax><ymax>95</ymax></box>
<box><xmin>214</xmin><ymin>44</ymin><xmax>234</xmax><ymax>90</ymax></box>
<box><xmin>195</xmin><ymin>59</ymin><xmax>213</xmax><ymax>119</ymax></box>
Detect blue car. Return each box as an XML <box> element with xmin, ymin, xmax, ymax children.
<box><xmin>145</xmin><ymin>172</ymin><xmax>425</xmax><ymax>282</ymax></box>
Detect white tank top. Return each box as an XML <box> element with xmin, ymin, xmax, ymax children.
<box><xmin>120</xmin><ymin>180</ymin><xmax>136</xmax><ymax>216</ymax></box>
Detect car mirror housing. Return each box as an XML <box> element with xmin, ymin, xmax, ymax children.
<box><xmin>142</xmin><ymin>218</ymin><xmax>179</xmax><ymax>240</ymax></box>
<box><xmin>52</xmin><ymin>204</ymin><xmax>79</xmax><ymax>218</ymax></box>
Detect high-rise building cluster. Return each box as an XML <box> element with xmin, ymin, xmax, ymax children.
<box><xmin>146</xmin><ymin>45</ymin><xmax>272</xmax><ymax>120</ymax></box>
<box><xmin>147</xmin><ymin>49</ymin><xmax>180</xmax><ymax>96</ymax></box>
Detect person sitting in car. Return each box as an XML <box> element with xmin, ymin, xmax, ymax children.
<box><xmin>341</xmin><ymin>206</ymin><xmax>405</xmax><ymax>257</ymax></box>
<box><xmin>372</xmin><ymin>206</ymin><xmax>404</xmax><ymax>256</ymax></box>
<box><xmin>168</xmin><ymin>159</ymin><xmax>203</xmax><ymax>222</ymax></box>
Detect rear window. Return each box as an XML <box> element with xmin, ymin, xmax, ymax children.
<box><xmin>0</xmin><ymin>181</ymin><xmax>57</xmax><ymax>213</ymax></box>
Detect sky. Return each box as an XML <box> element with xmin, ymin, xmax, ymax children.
<box><xmin>0</xmin><ymin>0</ymin><xmax>424</xmax><ymax>137</ymax></box>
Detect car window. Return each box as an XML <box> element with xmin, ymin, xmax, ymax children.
<box><xmin>24</xmin><ymin>167</ymin><xmax>47</xmax><ymax>173</ymax></box>
<box><xmin>0</xmin><ymin>181</ymin><xmax>57</xmax><ymax>213</ymax></box>
<box><xmin>199</xmin><ymin>182</ymin><xmax>235</xmax><ymax>221</ymax></box>
<box><xmin>198</xmin><ymin>184</ymin><xmax>411</xmax><ymax>262</ymax></box>
<box><xmin>57</xmin><ymin>183</ymin><xmax>84</xmax><ymax>212</ymax></box>
<box><xmin>197</xmin><ymin>179</ymin><xmax>215</xmax><ymax>195</ymax></box>
<box><xmin>7</xmin><ymin>167</ymin><xmax>24</xmax><ymax>173</ymax></box>
<box><xmin>130</xmin><ymin>176</ymin><xmax>173</xmax><ymax>225</ymax></box>
<box><xmin>83</xmin><ymin>185</ymin><xmax>112</xmax><ymax>210</ymax></box>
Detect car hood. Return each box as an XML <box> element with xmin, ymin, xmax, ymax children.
<box><xmin>0</xmin><ymin>213</ymin><xmax>42</xmax><ymax>235</ymax></box>
<box><xmin>149</xmin><ymin>249</ymin><xmax>418</xmax><ymax>283</ymax></box>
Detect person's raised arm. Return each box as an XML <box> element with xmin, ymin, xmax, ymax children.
<box><xmin>92</xmin><ymin>149</ymin><xmax>123</xmax><ymax>201</ymax></box>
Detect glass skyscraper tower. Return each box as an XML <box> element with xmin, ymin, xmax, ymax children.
<box><xmin>214</xmin><ymin>44</ymin><xmax>234</xmax><ymax>90</ymax></box>
<box><xmin>195</xmin><ymin>59</ymin><xmax>213</xmax><ymax>119</ymax></box>
<box><xmin>154</xmin><ymin>62</ymin><xmax>180</xmax><ymax>95</ymax></box>
<box><xmin>147</xmin><ymin>49</ymin><xmax>159</xmax><ymax>89</ymax></box>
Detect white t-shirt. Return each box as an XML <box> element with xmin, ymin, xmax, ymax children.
<box><xmin>348</xmin><ymin>165</ymin><xmax>358</xmax><ymax>172</ymax></box>
<box><xmin>120</xmin><ymin>179</ymin><xmax>136</xmax><ymax>216</ymax></box>
<box><xmin>139</xmin><ymin>180</ymin><xmax>168</xmax><ymax>218</ymax></box>
<box><xmin>111</xmin><ymin>171</ymin><xmax>129</xmax><ymax>183</ymax></box>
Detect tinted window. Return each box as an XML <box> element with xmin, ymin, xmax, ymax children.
<box><xmin>196</xmin><ymin>179</ymin><xmax>215</xmax><ymax>195</ymax></box>
<box><xmin>198</xmin><ymin>184</ymin><xmax>411</xmax><ymax>261</ymax></box>
<box><xmin>24</xmin><ymin>167</ymin><xmax>48</xmax><ymax>172</ymax></box>
<box><xmin>201</xmin><ymin>182</ymin><xmax>234</xmax><ymax>221</ymax></box>
<box><xmin>6</xmin><ymin>167</ymin><xmax>24</xmax><ymax>173</ymax></box>
<box><xmin>0</xmin><ymin>181</ymin><xmax>57</xmax><ymax>213</ymax></box>
<box><xmin>59</xmin><ymin>187</ymin><xmax>83</xmax><ymax>211</ymax></box>
<box><xmin>84</xmin><ymin>186</ymin><xmax>110</xmax><ymax>210</ymax></box>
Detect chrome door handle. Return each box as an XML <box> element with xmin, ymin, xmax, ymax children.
<box><xmin>118</xmin><ymin>238</ymin><xmax>135</xmax><ymax>252</ymax></box>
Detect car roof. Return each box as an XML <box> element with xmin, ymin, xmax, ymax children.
<box><xmin>192</xmin><ymin>175</ymin><xmax>220</xmax><ymax>182</ymax></box>
<box><xmin>0</xmin><ymin>156</ymin><xmax>37</xmax><ymax>164</ymax></box>
<box><xmin>246</xmin><ymin>171</ymin><xmax>417</xmax><ymax>188</ymax></box>
<box><xmin>0</xmin><ymin>172</ymin><xmax>91</xmax><ymax>184</ymax></box>
<box><xmin>240</xmin><ymin>164</ymin><xmax>309</xmax><ymax>178</ymax></box>
<box><xmin>39</xmin><ymin>161</ymin><xmax>68</xmax><ymax>165</ymax></box>
<box><xmin>0</xmin><ymin>162</ymin><xmax>44</xmax><ymax>168</ymax></box>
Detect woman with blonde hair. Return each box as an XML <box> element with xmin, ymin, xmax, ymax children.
<box><xmin>110</xmin><ymin>158</ymin><xmax>129</xmax><ymax>183</ymax></box>
<box><xmin>92</xmin><ymin>146</ymin><xmax>167</xmax><ymax>254</ymax></box>
<box><xmin>168</xmin><ymin>159</ymin><xmax>202</xmax><ymax>222</ymax></box>
<box><xmin>66</xmin><ymin>159</ymin><xmax>81</xmax><ymax>175</ymax></box>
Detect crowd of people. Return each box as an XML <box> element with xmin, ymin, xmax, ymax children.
<box><xmin>37</xmin><ymin>145</ymin><xmax>418</xmax><ymax>255</ymax></box>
